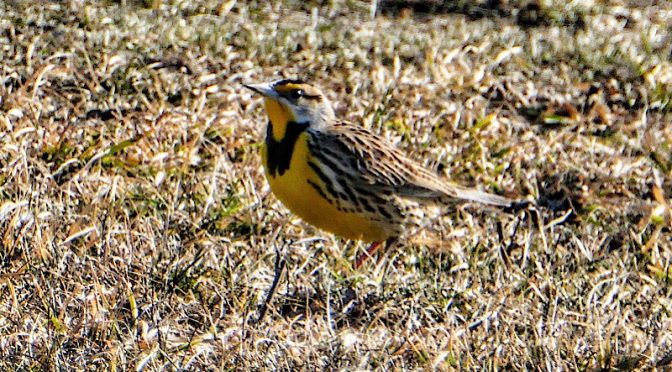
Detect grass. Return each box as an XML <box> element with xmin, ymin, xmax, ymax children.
<box><xmin>1</xmin><ymin>0</ymin><xmax>672</xmax><ymax>369</ymax></box>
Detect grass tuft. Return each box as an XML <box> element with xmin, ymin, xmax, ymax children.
<box><xmin>1</xmin><ymin>0</ymin><xmax>671</xmax><ymax>369</ymax></box>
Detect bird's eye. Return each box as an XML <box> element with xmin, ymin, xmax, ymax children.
<box><xmin>289</xmin><ymin>89</ymin><xmax>303</xmax><ymax>99</ymax></box>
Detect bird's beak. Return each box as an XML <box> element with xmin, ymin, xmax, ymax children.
<box><xmin>243</xmin><ymin>82</ymin><xmax>277</xmax><ymax>97</ymax></box>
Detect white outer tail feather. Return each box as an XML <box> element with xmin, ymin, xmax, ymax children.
<box><xmin>454</xmin><ymin>187</ymin><xmax>513</xmax><ymax>207</ymax></box>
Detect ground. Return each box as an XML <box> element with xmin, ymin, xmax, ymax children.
<box><xmin>1</xmin><ymin>0</ymin><xmax>672</xmax><ymax>370</ymax></box>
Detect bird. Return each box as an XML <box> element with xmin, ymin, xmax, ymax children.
<box><xmin>244</xmin><ymin>79</ymin><xmax>516</xmax><ymax>268</ymax></box>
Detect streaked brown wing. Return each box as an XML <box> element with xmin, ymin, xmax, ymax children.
<box><xmin>309</xmin><ymin>121</ymin><xmax>455</xmax><ymax>200</ymax></box>
<box><xmin>310</xmin><ymin>121</ymin><xmax>512</xmax><ymax>207</ymax></box>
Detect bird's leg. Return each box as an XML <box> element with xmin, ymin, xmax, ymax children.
<box><xmin>354</xmin><ymin>241</ymin><xmax>383</xmax><ymax>269</ymax></box>
<box><xmin>354</xmin><ymin>237</ymin><xmax>397</xmax><ymax>269</ymax></box>
<box><xmin>256</xmin><ymin>242</ymin><xmax>287</xmax><ymax>323</ymax></box>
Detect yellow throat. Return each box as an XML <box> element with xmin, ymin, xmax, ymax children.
<box><xmin>258</xmin><ymin>94</ymin><xmax>388</xmax><ymax>242</ymax></box>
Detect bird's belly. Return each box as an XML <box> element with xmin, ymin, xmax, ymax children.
<box><xmin>262</xmin><ymin>134</ymin><xmax>388</xmax><ymax>242</ymax></box>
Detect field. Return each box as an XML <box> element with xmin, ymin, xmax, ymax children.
<box><xmin>1</xmin><ymin>0</ymin><xmax>672</xmax><ymax>369</ymax></box>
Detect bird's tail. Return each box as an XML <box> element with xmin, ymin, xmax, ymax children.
<box><xmin>453</xmin><ymin>186</ymin><xmax>513</xmax><ymax>207</ymax></box>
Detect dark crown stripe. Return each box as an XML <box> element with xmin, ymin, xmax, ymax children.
<box><xmin>274</xmin><ymin>79</ymin><xmax>306</xmax><ymax>86</ymax></box>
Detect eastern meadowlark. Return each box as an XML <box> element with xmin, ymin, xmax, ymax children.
<box><xmin>244</xmin><ymin>79</ymin><xmax>516</xmax><ymax>267</ymax></box>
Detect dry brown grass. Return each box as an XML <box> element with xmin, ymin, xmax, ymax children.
<box><xmin>1</xmin><ymin>0</ymin><xmax>672</xmax><ymax>370</ymax></box>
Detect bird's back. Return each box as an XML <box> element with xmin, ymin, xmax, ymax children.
<box><xmin>302</xmin><ymin>120</ymin><xmax>513</xmax><ymax>239</ymax></box>
<box><xmin>311</xmin><ymin>121</ymin><xmax>512</xmax><ymax>205</ymax></box>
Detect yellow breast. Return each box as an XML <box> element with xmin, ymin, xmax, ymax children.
<box><xmin>262</xmin><ymin>133</ymin><xmax>389</xmax><ymax>242</ymax></box>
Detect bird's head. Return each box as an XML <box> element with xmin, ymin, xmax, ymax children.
<box><xmin>244</xmin><ymin>79</ymin><xmax>335</xmax><ymax>141</ymax></box>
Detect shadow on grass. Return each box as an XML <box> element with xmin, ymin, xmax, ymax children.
<box><xmin>377</xmin><ymin>0</ymin><xmax>587</xmax><ymax>29</ymax></box>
